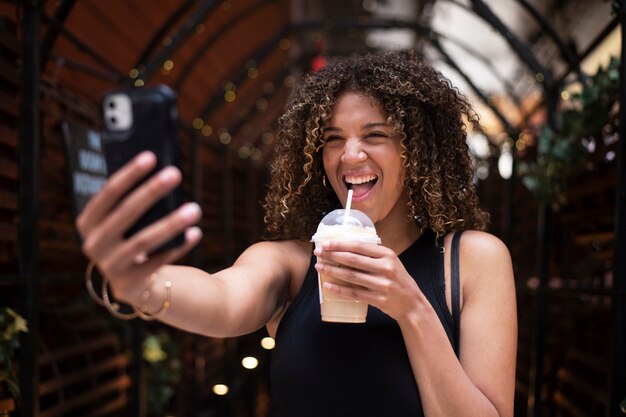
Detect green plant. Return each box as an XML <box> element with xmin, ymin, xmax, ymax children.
<box><xmin>518</xmin><ymin>56</ymin><xmax>619</xmax><ymax>207</ymax></box>
<box><xmin>142</xmin><ymin>331</ymin><xmax>181</xmax><ymax>416</ymax></box>
<box><xmin>0</xmin><ymin>307</ymin><xmax>28</xmax><ymax>399</ymax></box>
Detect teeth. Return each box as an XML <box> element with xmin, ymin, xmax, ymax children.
<box><xmin>345</xmin><ymin>175</ymin><xmax>378</xmax><ymax>185</ymax></box>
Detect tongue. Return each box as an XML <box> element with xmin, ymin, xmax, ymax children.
<box><xmin>351</xmin><ymin>181</ymin><xmax>375</xmax><ymax>198</ymax></box>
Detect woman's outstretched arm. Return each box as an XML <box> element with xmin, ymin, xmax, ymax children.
<box><xmin>76</xmin><ymin>151</ymin><xmax>300</xmax><ymax>338</ymax></box>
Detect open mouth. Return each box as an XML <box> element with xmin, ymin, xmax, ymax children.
<box><xmin>344</xmin><ymin>174</ymin><xmax>378</xmax><ymax>198</ymax></box>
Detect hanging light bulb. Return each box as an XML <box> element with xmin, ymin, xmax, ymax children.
<box><xmin>498</xmin><ymin>141</ymin><xmax>513</xmax><ymax>180</ymax></box>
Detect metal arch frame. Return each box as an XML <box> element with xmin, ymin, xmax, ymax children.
<box><xmin>40</xmin><ymin>0</ymin><xmax>77</xmax><ymax>69</ymax></box>
<box><xmin>435</xmin><ymin>32</ymin><xmax>524</xmax><ymax>108</ymax></box>
<box><xmin>198</xmin><ymin>26</ymin><xmax>290</xmax><ymax>121</ymax></box>
<box><xmin>173</xmin><ymin>0</ymin><xmax>279</xmax><ymax>91</ymax></box>
<box><xmin>292</xmin><ymin>17</ymin><xmax>523</xmax><ymax>126</ymax></box>
<box><xmin>459</xmin><ymin>0</ymin><xmax>557</xmax><ymax>126</ymax></box>
<box><xmin>514</xmin><ymin>0</ymin><xmax>586</xmax><ymax>84</ymax></box>
<box><xmin>225</xmin><ymin>62</ymin><xmax>295</xmax><ymax>148</ymax></box>
<box><xmin>134</xmin><ymin>0</ymin><xmax>199</xmax><ymax>69</ymax></box>
<box><xmin>40</xmin><ymin>12</ymin><xmax>126</xmax><ymax>78</ymax></box>
<box><xmin>134</xmin><ymin>0</ymin><xmax>222</xmax><ymax>83</ymax></box>
<box><xmin>429</xmin><ymin>36</ymin><xmax>514</xmax><ymax>132</ymax></box>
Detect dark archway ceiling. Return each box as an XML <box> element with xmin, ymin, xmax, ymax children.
<box><xmin>9</xmin><ymin>0</ymin><xmax>617</xmax><ymax>163</ymax></box>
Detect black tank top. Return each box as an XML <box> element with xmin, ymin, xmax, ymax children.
<box><xmin>270</xmin><ymin>229</ymin><xmax>456</xmax><ymax>417</ymax></box>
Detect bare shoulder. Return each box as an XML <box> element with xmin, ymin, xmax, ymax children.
<box><xmin>455</xmin><ymin>230</ymin><xmax>511</xmax><ymax>262</ymax></box>
<box><xmin>449</xmin><ymin>230</ymin><xmax>515</xmax><ymax>302</ymax></box>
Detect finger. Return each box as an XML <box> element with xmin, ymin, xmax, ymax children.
<box><xmin>77</xmin><ymin>151</ymin><xmax>156</xmax><ymax>236</ymax></box>
<box><xmin>322</xmin><ymin>281</ymin><xmax>380</xmax><ymax>305</ymax></box>
<box><xmin>314</xmin><ymin>247</ymin><xmax>380</xmax><ymax>273</ymax></box>
<box><xmin>102</xmin><ymin>227</ymin><xmax>202</xmax><ymax>298</ymax></box>
<box><xmin>99</xmin><ymin>166</ymin><xmax>182</xmax><ymax>241</ymax></box>
<box><xmin>317</xmin><ymin>240</ymin><xmax>388</xmax><ymax>258</ymax></box>
<box><xmin>135</xmin><ymin>226</ymin><xmax>203</xmax><ymax>276</ymax></box>
<box><xmin>315</xmin><ymin>261</ymin><xmax>382</xmax><ymax>289</ymax></box>
<box><xmin>113</xmin><ymin>202</ymin><xmax>202</xmax><ymax>269</ymax></box>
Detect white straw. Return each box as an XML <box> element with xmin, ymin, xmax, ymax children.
<box><xmin>344</xmin><ymin>188</ymin><xmax>353</xmax><ymax>224</ymax></box>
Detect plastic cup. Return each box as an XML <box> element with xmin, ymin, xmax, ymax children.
<box><xmin>311</xmin><ymin>208</ymin><xmax>380</xmax><ymax>323</ymax></box>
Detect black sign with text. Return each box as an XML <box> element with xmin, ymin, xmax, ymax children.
<box><xmin>61</xmin><ymin>121</ymin><xmax>107</xmax><ymax>216</ymax></box>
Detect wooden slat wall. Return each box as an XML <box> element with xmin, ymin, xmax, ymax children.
<box><xmin>37</xmin><ymin>298</ymin><xmax>131</xmax><ymax>417</ymax></box>
<box><xmin>510</xmin><ymin>117</ymin><xmax>617</xmax><ymax>416</ymax></box>
<box><xmin>0</xmin><ymin>16</ymin><xmax>19</xmax><ymax>272</ymax></box>
<box><xmin>1</xmin><ymin>8</ymin><xmax>269</xmax><ymax>416</ymax></box>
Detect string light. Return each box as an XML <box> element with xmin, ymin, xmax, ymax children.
<box><xmin>247</xmin><ymin>67</ymin><xmax>259</xmax><ymax>79</ymax></box>
<box><xmin>241</xmin><ymin>356</ymin><xmax>258</xmax><ymax>369</ymax></box>
<box><xmin>279</xmin><ymin>38</ymin><xmax>291</xmax><ymax>50</ymax></box>
<box><xmin>193</xmin><ymin>118</ymin><xmax>204</xmax><ymax>129</ymax></box>
<box><xmin>261</xmin><ymin>132</ymin><xmax>274</xmax><ymax>145</ymax></box>
<box><xmin>263</xmin><ymin>82</ymin><xmax>275</xmax><ymax>94</ymax></box>
<box><xmin>201</xmin><ymin>125</ymin><xmax>213</xmax><ymax>137</ymax></box>
<box><xmin>224</xmin><ymin>91</ymin><xmax>236</xmax><ymax>102</ymax></box>
<box><xmin>261</xmin><ymin>337</ymin><xmax>275</xmax><ymax>350</ymax></box>
<box><xmin>213</xmin><ymin>384</ymin><xmax>229</xmax><ymax>395</ymax></box>
<box><xmin>251</xmin><ymin>148</ymin><xmax>262</xmax><ymax>161</ymax></box>
<box><xmin>219</xmin><ymin>131</ymin><xmax>232</xmax><ymax>145</ymax></box>
<box><xmin>256</xmin><ymin>98</ymin><xmax>268</xmax><ymax>110</ymax></box>
<box><xmin>283</xmin><ymin>75</ymin><xmax>295</xmax><ymax>88</ymax></box>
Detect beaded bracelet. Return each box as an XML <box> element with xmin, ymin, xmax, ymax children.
<box><xmin>101</xmin><ymin>276</ymin><xmax>138</xmax><ymax>320</ymax></box>
<box><xmin>86</xmin><ymin>261</ymin><xmax>172</xmax><ymax>321</ymax></box>
<box><xmin>85</xmin><ymin>261</ymin><xmax>105</xmax><ymax>307</ymax></box>
<box><xmin>133</xmin><ymin>274</ymin><xmax>173</xmax><ymax>321</ymax></box>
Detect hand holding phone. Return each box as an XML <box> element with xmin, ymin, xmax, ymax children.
<box><xmin>101</xmin><ymin>85</ymin><xmax>185</xmax><ymax>252</ymax></box>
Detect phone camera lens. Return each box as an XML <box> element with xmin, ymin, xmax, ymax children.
<box><xmin>108</xmin><ymin>101</ymin><xmax>116</xmax><ymax>109</ymax></box>
<box><xmin>110</xmin><ymin>116</ymin><xmax>117</xmax><ymax>124</ymax></box>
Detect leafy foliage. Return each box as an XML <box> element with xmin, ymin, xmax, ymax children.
<box><xmin>518</xmin><ymin>57</ymin><xmax>619</xmax><ymax>207</ymax></box>
<box><xmin>0</xmin><ymin>307</ymin><xmax>28</xmax><ymax>399</ymax></box>
<box><xmin>142</xmin><ymin>331</ymin><xmax>181</xmax><ymax>416</ymax></box>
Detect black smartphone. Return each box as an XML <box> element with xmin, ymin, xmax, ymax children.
<box><xmin>101</xmin><ymin>84</ymin><xmax>185</xmax><ymax>252</ymax></box>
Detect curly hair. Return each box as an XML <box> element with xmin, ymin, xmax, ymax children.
<box><xmin>263</xmin><ymin>50</ymin><xmax>488</xmax><ymax>241</ymax></box>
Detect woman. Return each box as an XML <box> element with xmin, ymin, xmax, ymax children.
<box><xmin>77</xmin><ymin>50</ymin><xmax>517</xmax><ymax>417</ymax></box>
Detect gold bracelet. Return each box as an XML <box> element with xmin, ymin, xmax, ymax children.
<box><xmin>101</xmin><ymin>277</ymin><xmax>138</xmax><ymax>320</ymax></box>
<box><xmin>132</xmin><ymin>274</ymin><xmax>172</xmax><ymax>321</ymax></box>
<box><xmin>85</xmin><ymin>261</ymin><xmax>105</xmax><ymax>307</ymax></box>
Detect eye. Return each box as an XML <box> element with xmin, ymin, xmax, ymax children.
<box><xmin>365</xmin><ymin>131</ymin><xmax>390</xmax><ymax>143</ymax></box>
<box><xmin>323</xmin><ymin>135</ymin><xmax>344</xmax><ymax>145</ymax></box>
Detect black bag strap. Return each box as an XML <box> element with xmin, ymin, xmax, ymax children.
<box><xmin>451</xmin><ymin>230</ymin><xmax>463</xmax><ymax>356</ymax></box>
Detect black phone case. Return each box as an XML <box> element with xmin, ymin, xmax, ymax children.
<box><xmin>101</xmin><ymin>85</ymin><xmax>185</xmax><ymax>252</ymax></box>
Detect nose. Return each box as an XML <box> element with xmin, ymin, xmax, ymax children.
<box><xmin>340</xmin><ymin>138</ymin><xmax>367</xmax><ymax>164</ymax></box>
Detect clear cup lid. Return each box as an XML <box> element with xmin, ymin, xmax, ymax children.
<box><xmin>319</xmin><ymin>209</ymin><xmax>374</xmax><ymax>228</ymax></box>
<box><xmin>311</xmin><ymin>208</ymin><xmax>380</xmax><ymax>243</ymax></box>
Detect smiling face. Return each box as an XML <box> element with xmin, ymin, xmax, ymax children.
<box><xmin>322</xmin><ymin>91</ymin><xmax>410</xmax><ymax>230</ymax></box>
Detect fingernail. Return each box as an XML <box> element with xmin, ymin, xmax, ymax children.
<box><xmin>179</xmin><ymin>202</ymin><xmax>201</xmax><ymax>220</ymax></box>
<box><xmin>186</xmin><ymin>226</ymin><xmax>202</xmax><ymax>241</ymax></box>
<box><xmin>136</xmin><ymin>151</ymin><xmax>155</xmax><ymax>167</ymax></box>
<box><xmin>159</xmin><ymin>166</ymin><xmax>180</xmax><ymax>183</ymax></box>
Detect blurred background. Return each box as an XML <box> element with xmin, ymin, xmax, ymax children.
<box><xmin>0</xmin><ymin>0</ymin><xmax>624</xmax><ymax>416</ymax></box>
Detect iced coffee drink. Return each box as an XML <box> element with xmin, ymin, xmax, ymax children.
<box><xmin>311</xmin><ymin>208</ymin><xmax>380</xmax><ymax>323</ymax></box>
